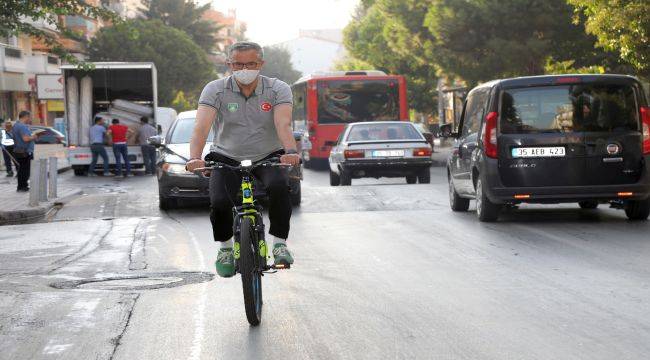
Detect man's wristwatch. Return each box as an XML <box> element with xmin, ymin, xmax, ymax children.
<box><xmin>285</xmin><ymin>149</ymin><xmax>298</xmax><ymax>155</ymax></box>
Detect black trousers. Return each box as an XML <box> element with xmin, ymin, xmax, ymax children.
<box><xmin>208</xmin><ymin>152</ymin><xmax>291</xmax><ymax>242</ymax></box>
<box><xmin>16</xmin><ymin>154</ymin><xmax>32</xmax><ymax>190</ymax></box>
<box><xmin>2</xmin><ymin>145</ymin><xmax>14</xmax><ymax>173</ymax></box>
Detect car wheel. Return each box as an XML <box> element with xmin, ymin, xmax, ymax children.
<box><xmin>290</xmin><ymin>181</ymin><xmax>301</xmax><ymax>207</ymax></box>
<box><xmin>159</xmin><ymin>195</ymin><xmax>176</xmax><ymax>210</ymax></box>
<box><xmin>73</xmin><ymin>167</ymin><xmax>87</xmax><ymax>176</ymax></box>
<box><xmin>340</xmin><ymin>170</ymin><xmax>352</xmax><ymax>186</ymax></box>
<box><xmin>578</xmin><ymin>200</ymin><xmax>599</xmax><ymax>209</ymax></box>
<box><xmin>625</xmin><ymin>199</ymin><xmax>650</xmax><ymax>221</ymax></box>
<box><xmin>329</xmin><ymin>169</ymin><xmax>340</xmax><ymax>186</ymax></box>
<box><xmin>449</xmin><ymin>175</ymin><xmax>470</xmax><ymax>212</ymax></box>
<box><xmin>406</xmin><ymin>175</ymin><xmax>417</xmax><ymax>184</ymax></box>
<box><xmin>417</xmin><ymin>168</ymin><xmax>431</xmax><ymax>184</ymax></box>
<box><xmin>476</xmin><ymin>177</ymin><xmax>500</xmax><ymax>222</ymax></box>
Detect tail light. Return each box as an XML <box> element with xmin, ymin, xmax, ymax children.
<box><xmin>483</xmin><ymin>111</ymin><xmax>498</xmax><ymax>158</ymax></box>
<box><xmin>413</xmin><ymin>147</ymin><xmax>432</xmax><ymax>157</ymax></box>
<box><xmin>344</xmin><ymin>149</ymin><xmax>365</xmax><ymax>159</ymax></box>
<box><xmin>641</xmin><ymin>106</ymin><xmax>650</xmax><ymax>155</ymax></box>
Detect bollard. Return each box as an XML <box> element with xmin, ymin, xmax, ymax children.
<box><xmin>29</xmin><ymin>160</ymin><xmax>39</xmax><ymax>207</ymax></box>
<box><xmin>48</xmin><ymin>157</ymin><xmax>58</xmax><ymax>199</ymax></box>
<box><xmin>39</xmin><ymin>158</ymin><xmax>48</xmax><ymax>202</ymax></box>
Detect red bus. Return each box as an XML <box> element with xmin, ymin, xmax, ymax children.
<box><xmin>291</xmin><ymin>71</ymin><xmax>409</xmax><ymax>166</ymax></box>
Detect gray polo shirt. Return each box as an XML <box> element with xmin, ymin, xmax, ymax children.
<box><xmin>198</xmin><ymin>75</ymin><xmax>293</xmax><ymax>162</ymax></box>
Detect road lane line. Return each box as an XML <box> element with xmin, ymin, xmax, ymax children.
<box><xmin>186</xmin><ymin>226</ymin><xmax>207</xmax><ymax>360</ymax></box>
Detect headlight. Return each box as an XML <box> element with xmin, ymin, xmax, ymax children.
<box><xmin>162</xmin><ymin>163</ymin><xmax>192</xmax><ymax>175</ymax></box>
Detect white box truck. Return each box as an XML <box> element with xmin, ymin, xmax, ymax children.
<box><xmin>62</xmin><ymin>62</ymin><xmax>175</xmax><ymax>175</ymax></box>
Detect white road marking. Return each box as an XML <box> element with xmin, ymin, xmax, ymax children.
<box><xmin>186</xmin><ymin>227</ymin><xmax>207</xmax><ymax>360</ymax></box>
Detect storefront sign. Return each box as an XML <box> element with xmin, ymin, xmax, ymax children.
<box><xmin>47</xmin><ymin>100</ymin><xmax>64</xmax><ymax>112</ymax></box>
<box><xmin>36</xmin><ymin>74</ymin><xmax>64</xmax><ymax>100</ymax></box>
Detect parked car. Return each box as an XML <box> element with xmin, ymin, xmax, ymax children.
<box><xmin>444</xmin><ymin>74</ymin><xmax>650</xmax><ymax>221</ymax></box>
<box><xmin>29</xmin><ymin>125</ymin><xmax>67</xmax><ymax>145</ymax></box>
<box><xmin>153</xmin><ymin>111</ymin><xmax>302</xmax><ymax>210</ymax></box>
<box><xmin>329</xmin><ymin>121</ymin><xmax>433</xmax><ymax>186</ymax></box>
<box><xmin>413</xmin><ymin>122</ymin><xmax>435</xmax><ymax>149</ymax></box>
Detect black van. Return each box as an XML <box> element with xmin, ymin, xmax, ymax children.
<box><xmin>444</xmin><ymin>74</ymin><xmax>650</xmax><ymax>222</ymax></box>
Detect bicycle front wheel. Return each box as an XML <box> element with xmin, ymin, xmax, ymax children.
<box><xmin>239</xmin><ymin>216</ymin><xmax>263</xmax><ymax>326</ymax></box>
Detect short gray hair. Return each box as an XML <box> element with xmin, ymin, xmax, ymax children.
<box><xmin>228</xmin><ymin>41</ymin><xmax>264</xmax><ymax>60</ymax></box>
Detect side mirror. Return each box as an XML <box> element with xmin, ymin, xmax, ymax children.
<box><xmin>147</xmin><ymin>135</ymin><xmax>164</xmax><ymax>148</ymax></box>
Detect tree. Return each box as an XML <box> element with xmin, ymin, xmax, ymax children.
<box><xmin>141</xmin><ymin>0</ymin><xmax>220</xmax><ymax>51</ymax></box>
<box><xmin>569</xmin><ymin>0</ymin><xmax>650</xmax><ymax>77</ymax></box>
<box><xmin>260</xmin><ymin>46</ymin><xmax>302</xmax><ymax>84</ymax></box>
<box><xmin>423</xmin><ymin>0</ymin><xmax>617</xmax><ymax>85</ymax></box>
<box><xmin>88</xmin><ymin>19</ymin><xmax>215</xmax><ymax>106</ymax></box>
<box><xmin>341</xmin><ymin>1</ymin><xmax>439</xmax><ymax>114</ymax></box>
<box><xmin>0</xmin><ymin>1</ymin><xmax>117</xmax><ymax>65</ymax></box>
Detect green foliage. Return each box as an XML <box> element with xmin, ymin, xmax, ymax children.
<box><xmin>88</xmin><ymin>19</ymin><xmax>215</xmax><ymax>106</ymax></box>
<box><xmin>569</xmin><ymin>0</ymin><xmax>650</xmax><ymax>77</ymax></box>
<box><xmin>544</xmin><ymin>59</ymin><xmax>605</xmax><ymax>75</ymax></box>
<box><xmin>141</xmin><ymin>0</ymin><xmax>220</xmax><ymax>51</ymax></box>
<box><xmin>260</xmin><ymin>46</ymin><xmax>302</xmax><ymax>84</ymax></box>
<box><xmin>423</xmin><ymin>0</ymin><xmax>613</xmax><ymax>85</ymax></box>
<box><xmin>342</xmin><ymin>1</ymin><xmax>439</xmax><ymax>114</ymax></box>
<box><xmin>171</xmin><ymin>91</ymin><xmax>195</xmax><ymax>112</ymax></box>
<box><xmin>0</xmin><ymin>0</ymin><xmax>117</xmax><ymax>66</ymax></box>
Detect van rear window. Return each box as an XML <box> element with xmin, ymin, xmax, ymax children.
<box><xmin>500</xmin><ymin>84</ymin><xmax>639</xmax><ymax>134</ymax></box>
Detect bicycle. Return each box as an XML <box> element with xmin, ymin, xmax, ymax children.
<box><xmin>195</xmin><ymin>157</ymin><xmax>292</xmax><ymax>326</ymax></box>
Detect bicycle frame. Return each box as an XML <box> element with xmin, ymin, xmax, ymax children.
<box><xmin>232</xmin><ymin>170</ymin><xmax>267</xmax><ymax>269</ymax></box>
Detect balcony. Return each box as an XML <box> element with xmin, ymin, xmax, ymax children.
<box><xmin>26</xmin><ymin>52</ymin><xmax>61</xmax><ymax>74</ymax></box>
<box><xmin>1</xmin><ymin>45</ymin><xmax>27</xmax><ymax>73</ymax></box>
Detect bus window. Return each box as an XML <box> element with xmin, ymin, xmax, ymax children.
<box><xmin>292</xmin><ymin>82</ymin><xmax>307</xmax><ymax>131</ymax></box>
<box><xmin>317</xmin><ymin>80</ymin><xmax>399</xmax><ymax>123</ymax></box>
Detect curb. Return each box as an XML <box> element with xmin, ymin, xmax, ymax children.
<box><xmin>0</xmin><ymin>189</ymin><xmax>83</xmax><ymax>225</ymax></box>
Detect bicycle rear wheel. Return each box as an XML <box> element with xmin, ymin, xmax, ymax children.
<box><xmin>239</xmin><ymin>216</ymin><xmax>263</xmax><ymax>326</ymax></box>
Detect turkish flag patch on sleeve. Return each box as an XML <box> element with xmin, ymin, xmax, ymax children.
<box><xmin>260</xmin><ymin>102</ymin><xmax>272</xmax><ymax>112</ymax></box>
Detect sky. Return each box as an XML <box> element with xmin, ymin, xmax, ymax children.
<box><xmin>204</xmin><ymin>0</ymin><xmax>360</xmax><ymax>45</ymax></box>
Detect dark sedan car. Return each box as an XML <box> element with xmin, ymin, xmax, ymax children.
<box><xmin>328</xmin><ymin>121</ymin><xmax>433</xmax><ymax>185</ymax></box>
<box><xmin>155</xmin><ymin>111</ymin><xmax>302</xmax><ymax>210</ymax></box>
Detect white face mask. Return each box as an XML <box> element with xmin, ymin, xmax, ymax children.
<box><xmin>233</xmin><ymin>69</ymin><xmax>259</xmax><ymax>85</ymax></box>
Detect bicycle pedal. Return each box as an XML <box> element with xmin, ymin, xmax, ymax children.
<box><xmin>272</xmin><ymin>263</ymin><xmax>291</xmax><ymax>270</ymax></box>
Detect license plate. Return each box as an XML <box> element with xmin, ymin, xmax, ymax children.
<box><xmin>372</xmin><ymin>150</ymin><xmax>404</xmax><ymax>157</ymax></box>
<box><xmin>511</xmin><ymin>147</ymin><xmax>566</xmax><ymax>158</ymax></box>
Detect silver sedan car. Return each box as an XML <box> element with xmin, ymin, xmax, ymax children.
<box><xmin>329</xmin><ymin>121</ymin><xmax>433</xmax><ymax>186</ymax></box>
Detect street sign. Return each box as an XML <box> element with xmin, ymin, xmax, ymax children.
<box><xmin>36</xmin><ymin>74</ymin><xmax>64</xmax><ymax>100</ymax></box>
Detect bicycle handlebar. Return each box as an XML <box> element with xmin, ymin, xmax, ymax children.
<box><xmin>192</xmin><ymin>157</ymin><xmax>293</xmax><ymax>174</ymax></box>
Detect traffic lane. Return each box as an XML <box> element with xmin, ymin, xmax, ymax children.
<box><xmin>121</xmin><ymin>183</ymin><xmax>650</xmax><ymax>359</ymax></box>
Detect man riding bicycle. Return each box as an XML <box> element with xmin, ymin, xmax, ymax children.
<box><xmin>186</xmin><ymin>42</ymin><xmax>300</xmax><ymax>278</ymax></box>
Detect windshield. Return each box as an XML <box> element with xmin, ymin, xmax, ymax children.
<box><xmin>318</xmin><ymin>79</ymin><xmax>400</xmax><ymax>124</ymax></box>
<box><xmin>500</xmin><ymin>84</ymin><xmax>639</xmax><ymax>134</ymax></box>
<box><xmin>169</xmin><ymin>118</ymin><xmax>214</xmax><ymax>144</ymax></box>
<box><xmin>346</xmin><ymin>123</ymin><xmax>422</xmax><ymax>141</ymax></box>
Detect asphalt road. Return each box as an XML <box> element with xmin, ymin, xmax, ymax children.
<box><xmin>1</xmin><ymin>166</ymin><xmax>649</xmax><ymax>360</ymax></box>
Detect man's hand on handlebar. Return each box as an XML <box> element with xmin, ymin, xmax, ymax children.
<box><xmin>280</xmin><ymin>153</ymin><xmax>301</xmax><ymax>166</ymax></box>
<box><xmin>185</xmin><ymin>159</ymin><xmax>206</xmax><ymax>172</ymax></box>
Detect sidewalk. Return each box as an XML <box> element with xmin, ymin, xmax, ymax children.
<box><xmin>0</xmin><ymin>170</ymin><xmax>83</xmax><ymax>225</ymax></box>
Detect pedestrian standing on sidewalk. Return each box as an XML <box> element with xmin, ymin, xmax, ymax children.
<box><xmin>137</xmin><ymin>116</ymin><xmax>157</xmax><ymax>175</ymax></box>
<box><xmin>88</xmin><ymin>117</ymin><xmax>110</xmax><ymax>176</ymax></box>
<box><xmin>107</xmin><ymin>119</ymin><xmax>133</xmax><ymax>177</ymax></box>
<box><xmin>12</xmin><ymin>111</ymin><xmax>38</xmax><ymax>192</ymax></box>
<box><xmin>1</xmin><ymin>120</ymin><xmax>15</xmax><ymax>177</ymax></box>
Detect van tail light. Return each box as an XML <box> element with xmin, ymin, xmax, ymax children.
<box><xmin>483</xmin><ymin>111</ymin><xmax>498</xmax><ymax>158</ymax></box>
<box><xmin>413</xmin><ymin>147</ymin><xmax>432</xmax><ymax>157</ymax></box>
<box><xmin>641</xmin><ymin>106</ymin><xmax>650</xmax><ymax>155</ymax></box>
<box><xmin>344</xmin><ymin>149</ymin><xmax>365</xmax><ymax>159</ymax></box>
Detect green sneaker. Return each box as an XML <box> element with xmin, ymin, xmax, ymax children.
<box><xmin>215</xmin><ymin>248</ymin><xmax>236</xmax><ymax>278</ymax></box>
<box><xmin>272</xmin><ymin>243</ymin><xmax>294</xmax><ymax>265</ymax></box>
